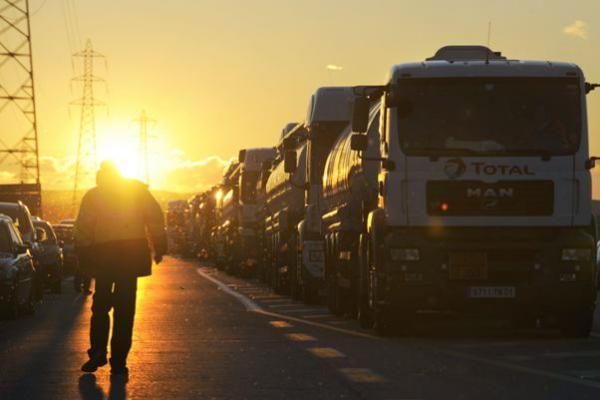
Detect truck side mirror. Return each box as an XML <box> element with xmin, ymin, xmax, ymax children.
<box><xmin>586</xmin><ymin>83</ymin><xmax>600</xmax><ymax>94</ymax></box>
<box><xmin>586</xmin><ymin>157</ymin><xmax>600</xmax><ymax>170</ymax></box>
<box><xmin>350</xmin><ymin>134</ymin><xmax>368</xmax><ymax>152</ymax></box>
<box><xmin>352</xmin><ymin>96</ymin><xmax>370</xmax><ymax>133</ymax></box>
<box><xmin>284</xmin><ymin>150</ymin><xmax>297</xmax><ymax>173</ymax></box>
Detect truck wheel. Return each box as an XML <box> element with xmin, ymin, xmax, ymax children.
<box><xmin>559</xmin><ymin>304</ymin><xmax>594</xmax><ymax>338</ymax></box>
<box><xmin>327</xmin><ymin>275</ymin><xmax>343</xmax><ymax>315</ymax></box>
<box><xmin>357</xmin><ymin>234</ymin><xmax>372</xmax><ymax>329</ymax></box>
<box><xmin>374</xmin><ymin>309</ymin><xmax>391</xmax><ymax>336</ymax></box>
<box><xmin>302</xmin><ymin>283</ymin><xmax>319</xmax><ymax>305</ymax></box>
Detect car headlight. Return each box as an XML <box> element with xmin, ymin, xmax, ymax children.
<box><xmin>561</xmin><ymin>248</ymin><xmax>591</xmax><ymax>261</ymax></box>
<box><xmin>390</xmin><ymin>248</ymin><xmax>420</xmax><ymax>261</ymax></box>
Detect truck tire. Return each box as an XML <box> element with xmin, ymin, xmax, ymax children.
<box><xmin>357</xmin><ymin>234</ymin><xmax>372</xmax><ymax>329</ymax></box>
<box><xmin>559</xmin><ymin>303</ymin><xmax>594</xmax><ymax>338</ymax></box>
<box><xmin>327</xmin><ymin>274</ymin><xmax>343</xmax><ymax>315</ymax></box>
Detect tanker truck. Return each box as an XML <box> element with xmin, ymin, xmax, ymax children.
<box><xmin>236</xmin><ymin>147</ymin><xmax>277</xmax><ymax>276</ymax></box>
<box><xmin>321</xmin><ymin>103</ymin><xmax>381</xmax><ymax>315</ymax></box>
<box><xmin>286</xmin><ymin>87</ymin><xmax>355</xmax><ymax>303</ymax></box>
<box><xmin>327</xmin><ymin>45</ymin><xmax>600</xmax><ymax>337</ymax></box>
<box><xmin>213</xmin><ymin>162</ymin><xmax>240</xmax><ymax>270</ymax></box>
<box><xmin>265</xmin><ymin>123</ymin><xmax>308</xmax><ymax>294</ymax></box>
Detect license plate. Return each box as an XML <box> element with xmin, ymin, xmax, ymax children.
<box><xmin>469</xmin><ymin>286</ymin><xmax>516</xmax><ymax>298</ymax></box>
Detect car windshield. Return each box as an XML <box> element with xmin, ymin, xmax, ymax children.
<box><xmin>396</xmin><ymin>77</ymin><xmax>581</xmax><ymax>156</ymax></box>
<box><xmin>0</xmin><ymin>208</ymin><xmax>32</xmax><ymax>236</ymax></box>
<box><xmin>54</xmin><ymin>226</ymin><xmax>74</xmax><ymax>243</ymax></box>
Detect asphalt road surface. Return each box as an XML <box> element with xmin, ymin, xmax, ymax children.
<box><xmin>2</xmin><ymin>256</ymin><xmax>600</xmax><ymax>399</ymax></box>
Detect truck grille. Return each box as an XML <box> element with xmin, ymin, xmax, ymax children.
<box><xmin>448</xmin><ymin>250</ymin><xmax>534</xmax><ymax>283</ymax></box>
<box><xmin>427</xmin><ymin>180</ymin><xmax>554</xmax><ymax>216</ymax></box>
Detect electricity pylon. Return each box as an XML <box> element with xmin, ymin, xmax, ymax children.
<box><xmin>0</xmin><ymin>0</ymin><xmax>42</xmax><ymax>214</ymax></box>
<box><xmin>71</xmin><ymin>39</ymin><xmax>105</xmax><ymax>211</ymax></box>
<box><xmin>134</xmin><ymin>110</ymin><xmax>156</xmax><ymax>186</ymax></box>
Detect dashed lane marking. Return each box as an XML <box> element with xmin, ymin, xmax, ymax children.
<box><xmin>307</xmin><ymin>347</ymin><xmax>346</xmax><ymax>359</ymax></box>
<box><xmin>285</xmin><ymin>333</ymin><xmax>318</xmax><ymax>342</ymax></box>
<box><xmin>339</xmin><ymin>368</ymin><xmax>386</xmax><ymax>383</ymax></box>
<box><xmin>270</xmin><ymin>320</ymin><xmax>293</xmax><ymax>328</ymax></box>
<box><xmin>197</xmin><ymin>266</ymin><xmax>600</xmax><ymax>391</ymax></box>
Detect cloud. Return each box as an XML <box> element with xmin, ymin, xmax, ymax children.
<box><xmin>2</xmin><ymin>152</ymin><xmax>233</xmax><ymax>193</ymax></box>
<box><xmin>158</xmin><ymin>154</ymin><xmax>231</xmax><ymax>193</ymax></box>
<box><xmin>563</xmin><ymin>20</ymin><xmax>587</xmax><ymax>39</ymax></box>
<box><xmin>326</xmin><ymin>64</ymin><xmax>344</xmax><ymax>71</ymax></box>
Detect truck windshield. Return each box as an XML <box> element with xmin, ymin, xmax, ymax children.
<box><xmin>240</xmin><ymin>171</ymin><xmax>260</xmax><ymax>203</ymax></box>
<box><xmin>396</xmin><ymin>77</ymin><xmax>581</xmax><ymax>156</ymax></box>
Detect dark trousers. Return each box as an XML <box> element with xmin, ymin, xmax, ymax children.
<box><xmin>89</xmin><ymin>275</ymin><xmax>138</xmax><ymax>366</ymax></box>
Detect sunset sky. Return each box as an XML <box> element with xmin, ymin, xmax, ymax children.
<box><xmin>10</xmin><ymin>0</ymin><xmax>600</xmax><ymax>192</ymax></box>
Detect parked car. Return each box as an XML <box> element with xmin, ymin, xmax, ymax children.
<box><xmin>54</xmin><ymin>224</ymin><xmax>76</xmax><ymax>273</ymax></box>
<box><xmin>33</xmin><ymin>220</ymin><xmax>63</xmax><ymax>293</ymax></box>
<box><xmin>0</xmin><ymin>202</ymin><xmax>45</xmax><ymax>300</ymax></box>
<box><xmin>0</xmin><ymin>214</ymin><xmax>36</xmax><ymax>318</ymax></box>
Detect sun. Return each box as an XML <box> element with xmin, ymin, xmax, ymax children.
<box><xmin>97</xmin><ymin>132</ymin><xmax>145</xmax><ymax>181</ymax></box>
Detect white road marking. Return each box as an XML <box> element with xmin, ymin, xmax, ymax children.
<box><xmin>285</xmin><ymin>333</ymin><xmax>317</xmax><ymax>342</ymax></box>
<box><xmin>196</xmin><ymin>268</ymin><xmax>262</xmax><ymax>312</ymax></box>
<box><xmin>307</xmin><ymin>347</ymin><xmax>346</xmax><ymax>359</ymax></box>
<box><xmin>339</xmin><ymin>368</ymin><xmax>386</xmax><ymax>383</ymax></box>
<box><xmin>196</xmin><ymin>265</ymin><xmax>600</xmax><ymax>391</ymax></box>
<box><xmin>270</xmin><ymin>320</ymin><xmax>293</xmax><ymax>328</ymax></box>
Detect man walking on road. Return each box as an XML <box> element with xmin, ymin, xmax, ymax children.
<box><xmin>75</xmin><ymin>161</ymin><xmax>167</xmax><ymax>375</ymax></box>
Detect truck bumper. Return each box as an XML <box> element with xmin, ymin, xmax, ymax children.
<box><xmin>381</xmin><ymin>227</ymin><xmax>596</xmax><ymax>315</ymax></box>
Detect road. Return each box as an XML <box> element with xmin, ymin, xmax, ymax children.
<box><xmin>2</xmin><ymin>257</ymin><xmax>600</xmax><ymax>399</ymax></box>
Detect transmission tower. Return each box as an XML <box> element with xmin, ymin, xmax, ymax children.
<box><xmin>0</xmin><ymin>0</ymin><xmax>42</xmax><ymax>214</ymax></box>
<box><xmin>71</xmin><ymin>39</ymin><xmax>105</xmax><ymax>210</ymax></box>
<box><xmin>134</xmin><ymin>110</ymin><xmax>156</xmax><ymax>186</ymax></box>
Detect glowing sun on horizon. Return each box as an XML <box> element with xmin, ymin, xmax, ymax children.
<box><xmin>97</xmin><ymin>132</ymin><xmax>148</xmax><ymax>182</ymax></box>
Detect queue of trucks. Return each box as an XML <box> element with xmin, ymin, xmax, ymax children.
<box><xmin>168</xmin><ymin>45</ymin><xmax>600</xmax><ymax>337</ymax></box>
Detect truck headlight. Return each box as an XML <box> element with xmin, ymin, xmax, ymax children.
<box><xmin>561</xmin><ymin>248</ymin><xmax>591</xmax><ymax>261</ymax></box>
<box><xmin>390</xmin><ymin>248</ymin><xmax>420</xmax><ymax>261</ymax></box>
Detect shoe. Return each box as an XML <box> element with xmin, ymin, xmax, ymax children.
<box><xmin>81</xmin><ymin>353</ymin><xmax>108</xmax><ymax>373</ymax></box>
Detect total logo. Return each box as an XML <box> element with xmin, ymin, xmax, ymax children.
<box><xmin>443</xmin><ymin>159</ymin><xmax>534</xmax><ymax>179</ymax></box>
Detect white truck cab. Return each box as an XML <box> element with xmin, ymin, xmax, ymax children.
<box><xmin>350</xmin><ymin>46</ymin><xmax>599</xmax><ymax>337</ymax></box>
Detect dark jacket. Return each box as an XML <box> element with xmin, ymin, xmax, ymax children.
<box><xmin>75</xmin><ymin>177</ymin><xmax>167</xmax><ymax>278</ymax></box>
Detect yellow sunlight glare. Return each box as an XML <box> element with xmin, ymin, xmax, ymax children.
<box><xmin>97</xmin><ymin>128</ymin><xmax>146</xmax><ymax>182</ymax></box>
